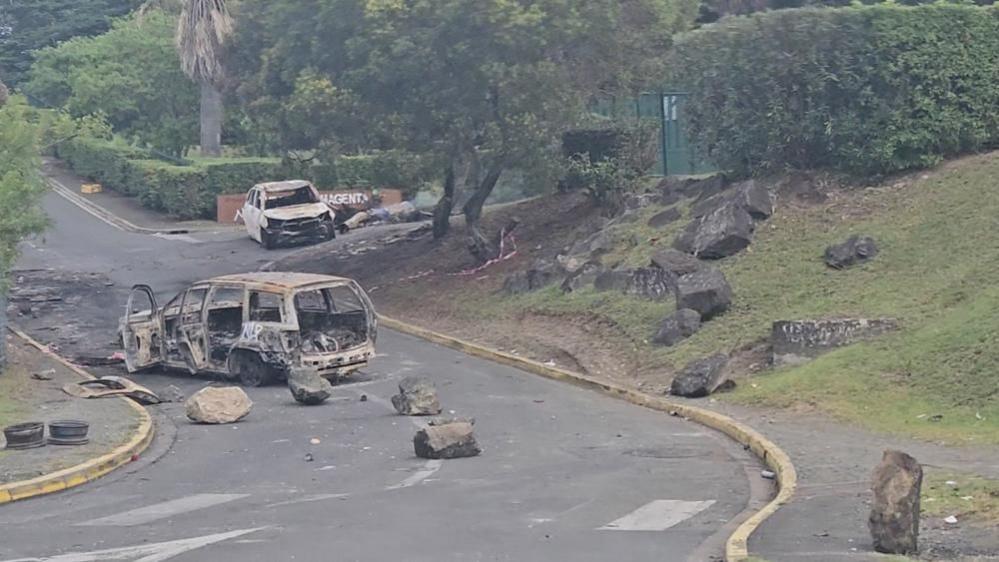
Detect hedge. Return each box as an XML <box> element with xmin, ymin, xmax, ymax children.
<box><xmin>669</xmin><ymin>5</ymin><xmax>999</xmax><ymax>176</ymax></box>
<box><xmin>56</xmin><ymin>138</ymin><xmax>435</xmax><ymax>219</ymax></box>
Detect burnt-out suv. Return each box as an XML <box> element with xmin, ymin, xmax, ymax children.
<box><xmin>119</xmin><ymin>273</ymin><xmax>377</xmax><ymax>386</ymax></box>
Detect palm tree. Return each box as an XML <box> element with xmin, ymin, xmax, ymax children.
<box><xmin>176</xmin><ymin>0</ymin><xmax>232</xmax><ymax>157</ymax></box>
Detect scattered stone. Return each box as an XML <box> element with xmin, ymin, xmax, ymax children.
<box><xmin>413</xmin><ymin>421</ymin><xmax>481</xmax><ymax>459</ymax></box>
<box><xmin>627</xmin><ymin>268</ymin><xmax>673</xmax><ymax>301</ymax></box>
<box><xmin>944</xmin><ymin>515</ymin><xmax>958</xmax><ymax>525</ymax></box>
<box><xmin>733</xmin><ymin>179</ymin><xmax>775</xmax><ymax>219</ymax></box>
<box><xmin>869</xmin><ymin>450</ymin><xmax>922</xmax><ymax>555</ymax></box>
<box><xmin>649</xmin><ymin>249</ymin><xmax>705</xmax><ymax>278</ymax></box>
<box><xmin>287</xmin><ymin>368</ymin><xmax>333</xmax><ymax>405</ymax></box>
<box><xmin>391</xmin><ymin>376</ymin><xmax>442</xmax><ymax>416</ymax></box>
<box><xmin>360</xmin><ymin>394</ymin><xmax>368</xmax><ymax>402</ymax></box>
<box><xmin>30</xmin><ymin>369</ymin><xmax>55</xmax><ymax>381</ymax></box>
<box><xmin>647</xmin><ymin>207</ymin><xmax>682</xmax><ymax>229</ymax></box>
<box><xmin>503</xmin><ymin>261</ymin><xmax>558</xmax><ymax>295</ymax></box>
<box><xmin>825</xmin><ymin>235</ymin><xmax>879</xmax><ymax>269</ymax></box>
<box><xmin>652</xmin><ymin>309</ymin><xmax>702</xmax><ymax>346</ymax></box>
<box><xmin>669</xmin><ymin>353</ymin><xmax>730</xmax><ymax>398</ymax></box>
<box><xmin>675</xmin><ymin>269</ymin><xmax>733</xmax><ymax>320</ymax></box>
<box><xmin>761</xmin><ymin>470</ymin><xmax>776</xmax><ymax>480</ymax></box>
<box><xmin>160</xmin><ymin>384</ymin><xmax>185</xmax><ymax>403</ymax></box>
<box><xmin>677</xmin><ymin>202</ymin><xmax>755</xmax><ymax>259</ymax></box>
<box><xmin>560</xmin><ymin>262</ymin><xmax>603</xmax><ymax>293</ymax></box>
<box><xmin>185</xmin><ymin>386</ymin><xmax>253</xmax><ymax>424</ymax></box>
<box><xmin>771</xmin><ymin>318</ymin><xmax>898</xmax><ymax>366</ymax></box>
<box><xmin>310</xmin><ymin>437</ymin><xmax>321</xmax><ymax>445</ymax></box>
<box><xmin>304</xmin><ymin>453</ymin><xmax>314</xmax><ymax>462</ymax></box>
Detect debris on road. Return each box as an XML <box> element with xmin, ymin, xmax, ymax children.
<box><xmin>944</xmin><ymin>515</ymin><xmax>959</xmax><ymax>525</ymax></box>
<box><xmin>287</xmin><ymin>368</ymin><xmax>333</xmax><ymax>405</ymax></box>
<box><xmin>62</xmin><ymin>376</ymin><xmax>161</xmax><ymax>405</ymax></box>
<box><xmin>160</xmin><ymin>384</ymin><xmax>185</xmax><ymax>403</ymax></box>
<box><xmin>310</xmin><ymin>438</ymin><xmax>321</xmax><ymax>445</ymax></box>
<box><xmin>3</xmin><ymin>422</ymin><xmax>45</xmax><ymax>450</ymax></box>
<box><xmin>185</xmin><ymin>386</ymin><xmax>253</xmax><ymax>424</ymax></box>
<box><xmin>304</xmin><ymin>453</ymin><xmax>314</xmax><ymax>462</ymax></box>
<box><xmin>761</xmin><ymin>470</ymin><xmax>776</xmax><ymax>480</ymax></box>
<box><xmin>30</xmin><ymin>369</ymin><xmax>55</xmax><ymax>381</ymax></box>
<box><xmin>47</xmin><ymin>420</ymin><xmax>90</xmax><ymax>445</ymax></box>
<box><xmin>391</xmin><ymin>376</ymin><xmax>443</xmax><ymax>416</ymax></box>
<box><xmin>360</xmin><ymin>394</ymin><xmax>368</xmax><ymax>402</ymax></box>
<box><xmin>414</xmin><ymin>421</ymin><xmax>481</xmax><ymax>459</ymax></box>
<box><xmin>869</xmin><ymin>449</ymin><xmax>922</xmax><ymax>555</ymax></box>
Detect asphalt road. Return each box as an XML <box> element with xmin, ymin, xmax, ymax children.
<box><xmin>1</xmin><ymin>188</ymin><xmax>762</xmax><ymax>562</ymax></box>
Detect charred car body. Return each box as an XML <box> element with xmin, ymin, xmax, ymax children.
<box><xmin>242</xmin><ymin>181</ymin><xmax>335</xmax><ymax>249</ymax></box>
<box><xmin>119</xmin><ymin>273</ymin><xmax>377</xmax><ymax>386</ymax></box>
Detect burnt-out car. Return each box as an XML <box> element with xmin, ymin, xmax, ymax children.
<box><xmin>119</xmin><ymin>273</ymin><xmax>377</xmax><ymax>386</ymax></box>
<box><xmin>242</xmin><ymin>181</ymin><xmax>336</xmax><ymax>249</ymax></box>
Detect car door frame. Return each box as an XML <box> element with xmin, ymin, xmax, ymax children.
<box><xmin>242</xmin><ymin>188</ymin><xmax>261</xmax><ymax>242</ymax></box>
<box><xmin>121</xmin><ymin>285</ymin><xmax>163</xmax><ymax>373</ymax></box>
<box><xmin>175</xmin><ymin>285</ymin><xmax>211</xmax><ymax>374</ymax></box>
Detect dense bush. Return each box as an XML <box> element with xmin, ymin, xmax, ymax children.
<box><xmin>670</xmin><ymin>4</ymin><xmax>999</xmax><ymax>176</ymax></box>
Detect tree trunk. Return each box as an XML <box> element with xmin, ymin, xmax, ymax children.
<box><xmin>432</xmin><ymin>163</ymin><xmax>456</xmax><ymax>239</ymax></box>
<box><xmin>463</xmin><ymin>164</ymin><xmax>504</xmax><ymax>264</ymax></box>
<box><xmin>199</xmin><ymin>80</ymin><xmax>223</xmax><ymax>157</ymax></box>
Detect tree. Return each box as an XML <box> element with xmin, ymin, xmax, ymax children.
<box><xmin>231</xmin><ymin>0</ymin><xmax>697</xmax><ymax>261</ymax></box>
<box><xmin>0</xmin><ymin>0</ymin><xmax>141</xmax><ymax>87</ymax></box>
<box><xmin>24</xmin><ymin>12</ymin><xmax>198</xmax><ymax>156</ymax></box>
<box><xmin>175</xmin><ymin>0</ymin><xmax>233</xmax><ymax>157</ymax></box>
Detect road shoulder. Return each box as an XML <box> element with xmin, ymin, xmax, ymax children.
<box><xmin>0</xmin><ymin>328</ymin><xmax>153</xmax><ymax>504</ymax></box>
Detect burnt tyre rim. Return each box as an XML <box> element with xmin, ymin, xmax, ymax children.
<box><xmin>238</xmin><ymin>354</ymin><xmax>272</xmax><ymax>387</ymax></box>
<box><xmin>48</xmin><ymin>420</ymin><xmax>90</xmax><ymax>445</ymax></box>
<box><xmin>4</xmin><ymin>422</ymin><xmax>45</xmax><ymax>449</ymax></box>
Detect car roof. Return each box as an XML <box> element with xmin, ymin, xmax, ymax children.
<box><xmin>254</xmin><ymin>180</ymin><xmax>313</xmax><ymax>193</ymax></box>
<box><xmin>203</xmin><ymin>272</ymin><xmax>353</xmax><ymax>291</ymax></box>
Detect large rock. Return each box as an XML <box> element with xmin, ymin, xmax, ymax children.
<box><xmin>825</xmin><ymin>235</ymin><xmax>879</xmax><ymax>269</ymax></box>
<box><xmin>287</xmin><ymin>368</ymin><xmax>333</xmax><ymax>405</ymax></box>
<box><xmin>413</xmin><ymin>421</ymin><xmax>481</xmax><ymax>459</ymax></box>
<box><xmin>869</xmin><ymin>450</ymin><xmax>922</xmax><ymax>555</ymax></box>
<box><xmin>771</xmin><ymin>318</ymin><xmax>898</xmax><ymax>367</ymax></box>
<box><xmin>391</xmin><ymin>376</ymin><xmax>442</xmax><ymax>416</ymax></box>
<box><xmin>733</xmin><ymin>179</ymin><xmax>774</xmax><ymax>219</ymax></box>
<box><xmin>650</xmin><ymin>249</ymin><xmax>705</xmax><ymax>278</ymax></box>
<box><xmin>503</xmin><ymin>261</ymin><xmax>557</xmax><ymax>295</ymax></box>
<box><xmin>675</xmin><ymin>269</ymin><xmax>733</xmax><ymax>320</ymax></box>
<box><xmin>593</xmin><ymin>270</ymin><xmax>632</xmax><ymax>292</ymax></box>
<box><xmin>652</xmin><ymin>309</ymin><xmax>702</xmax><ymax>346</ymax></box>
<box><xmin>185</xmin><ymin>386</ymin><xmax>252</xmax><ymax>424</ymax></box>
<box><xmin>560</xmin><ymin>262</ymin><xmax>603</xmax><ymax>293</ymax></box>
<box><xmin>677</xmin><ymin>202</ymin><xmax>755</xmax><ymax>259</ymax></box>
<box><xmin>627</xmin><ymin>268</ymin><xmax>673</xmax><ymax>301</ymax></box>
<box><xmin>670</xmin><ymin>354</ymin><xmax>729</xmax><ymax>398</ymax></box>
<box><xmin>647</xmin><ymin>207</ymin><xmax>682</xmax><ymax>229</ymax></box>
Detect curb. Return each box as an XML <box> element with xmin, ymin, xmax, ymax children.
<box><xmin>0</xmin><ymin>327</ymin><xmax>155</xmax><ymax>505</ymax></box>
<box><xmin>46</xmin><ymin>176</ymin><xmax>230</xmax><ymax>235</ymax></box>
<box><xmin>378</xmin><ymin>315</ymin><xmax>796</xmax><ymax>562</ymax></box>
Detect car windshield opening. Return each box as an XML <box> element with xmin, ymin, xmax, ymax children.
<box><xmin>294</xmin><ymin>285</ymin><xmax>368</xmax><ymax>353</ymax></box>
<box><xmin>265</xmin><ymin>186</ymin><xmax>318</xmax><ymax>209</ymax></box>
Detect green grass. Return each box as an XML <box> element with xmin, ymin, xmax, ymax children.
<box><xmin>468</xmin><ymin>152</ymin><xmax>999</xmax><ymax>443</ymax></box>
<box><xmin>923</xmin><ymin>471</ymin><xmax>999</xmax><ymax>525</ymax></box>
<box><xmin>0</xmin><ymin>361</ymin><xmax>29</xmax><ymax>463</ymax></box>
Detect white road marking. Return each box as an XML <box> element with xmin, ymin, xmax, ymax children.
<box><xmin>385</xmin><ymin>460</ymin><xmax>444</xmax><ymax>491</ymax></box>
<box><xmin>1</xmin><ymin>527</ymin><xmax>265</xmax><ymax>562</ymax></box>
<box><xmin>266</xmin><ymin>493</ymin><xmax>349</xmax><ymax>508</ymax></box>
<box><xmin>599</xmin><ymin>500</ymin><xmax>715</xmax><ymax>531</ymax></box>
<box><xmin>75</xmin><ymin>494</ymin><xmax>249</xmax><ymax>527</ymax></box>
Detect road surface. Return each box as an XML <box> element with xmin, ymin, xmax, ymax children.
<box><xmin>1</xmin><ymin>187</ymin><xmax>762</xmax><ymax>562</ymax></box>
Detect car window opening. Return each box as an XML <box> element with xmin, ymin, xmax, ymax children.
<box><xmin>249</xmin><ymin>291</ymin><xmax>284</xmax><ymax>322</ymax></box>
<box><xmin>295</xmin><ymin>286</ymin><xmax>368</xmax><ymax>353</ymax></box>
<box><xmin>265</xmin><ymin>186</ymin><xmax>318</xmax><ymax>209</ymax></box>
<box><xmin>207</xmin><ymin>287</ymin><xmax>244</xmax><ymax>364</ymax></box>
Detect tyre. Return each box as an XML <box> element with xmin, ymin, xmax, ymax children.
<box><xmin>234</xmin><ymin>352</ymin><xmax>274</xmax><ymax>387</ymax></box>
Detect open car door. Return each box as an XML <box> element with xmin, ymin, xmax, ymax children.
<box><xmin>122</xmin><ymin>285</ymin><xmax>163</xmax><ymax>373</ymax></box>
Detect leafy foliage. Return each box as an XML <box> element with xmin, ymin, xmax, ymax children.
<box><xmin>24</xmin><ymin>12</ymin><xmax>198</xmax><ymax>156</ymax></box>
<box><xmin>0</xmin><ymin>96</ymin><xmax>48</xmax><ymax>278</ymax></box>
<box><xmin>0</xmin><ymin>0</ymin><xmax>141</xmax><ymax>87</ymax></box>
<box><xmin>671</xmin><ymin>4</ymin><xmax>999</xmax><ymax>177</ymax></box>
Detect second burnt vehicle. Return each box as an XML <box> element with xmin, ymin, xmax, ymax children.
<box><xmin>119</xmin><ymin>273</ymin><xmax>377</xmax><ymax>386</ymax></box>
<box><xmin>241</xmin><ymin>180</ymin><xmax>336</xmax><ymax>249</ymax></box>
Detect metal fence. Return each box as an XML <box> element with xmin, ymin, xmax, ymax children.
<box><xmin>591</xmin><ymin>91</ymin><xmax>717</xmax><ymax>177</ymax></box>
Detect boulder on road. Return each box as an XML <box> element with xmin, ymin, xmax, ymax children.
<box><xmin>185</xmin><ymin>386</ymin><xmax>252</xmax><ymax>424</ymax></box>
<box><xmin>414</xmin><ymin>421</ymin><xmax>481</xmax><ymax>459</ymax></box>
<box><xmin>869</xmin><ymin>450</ymin><xmax>922</xmax><ymax>555</ymax></box>
<box><xmin>652</xmin><ymin>309</ymin><xmax>702</xmax><ymax>346</ymax></box>
<box><xmin>287</xmin><ymin>368</ymin><xmax>333</xmax><ymax>405</ymax></box>
<box><xmin>825</xmin><ymin>235</ymin><xmax>879</xmax><ymax>269</ymax></box>
<box><xmin>670</xmin><ymin>353</ymin><xmax>729</xmax><ymax>398</ymax></box>
<box><xmin>391</xmin><ymin>376</ymin><xmax>442</xmax><ymax>416</ymax></box>
<box><xmin>675</xmin><ymin>269</ymin><xmax>733</xmax><ymax>320</ymax></box>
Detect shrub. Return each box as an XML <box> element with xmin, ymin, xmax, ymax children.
<box><xmin>670</xmin><ymin>4</ymin><xmax>999</xmax><ymax>176</ymax></box>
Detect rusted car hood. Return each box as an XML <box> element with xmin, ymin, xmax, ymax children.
<box><xmin>263</xmin><ymin>203</ymin><xmax>330</xmax><ymax>221</ymax></box>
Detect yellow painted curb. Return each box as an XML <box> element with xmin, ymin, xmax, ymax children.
<box><xmin>0</xmin><ymin>327</ymin><xmax>155</xmax><ymax>505</ymax></box>
<box><xmin>379</xmin><ymin>315</ymin><xmax>796</xmax><ymax>562</ymax></box>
